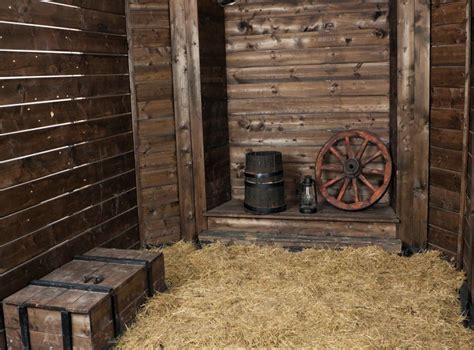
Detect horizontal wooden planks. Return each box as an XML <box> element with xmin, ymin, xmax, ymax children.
<box><xmin>199</xmin><ymin>0</ymin><xmax>231</xmax><ymax>211</ymax></box>
<box><xmin>200</xmin><ymin>230</ymin><xmax>401</xmax><ymax>253</ymax></box>
<box><xmin>127</xmin><ymin>0</ymin><xmax>180</xmax><ymax>244</ymax></box>
<box><xmin>0</xmin><ymin>0</ymin><xmax>126</xmax><ymax>34</ymax></box>
<box><xmin>207</xmin><ymin>216</ymin><xmax>396</xmax><ymax>239</ymax></box>
<box><xmin>428</xmin><ymin>0</ymin><xmax>468</xmax><ymax>258</ymax></box>
<box><xmin>225</xmin><ymin>0</ymin><xmax>391</xmax><ymax>202</ymax></box>
<box><xmin>0</xmin><ymin>52</ymin><xmax>129</xmax><ymax>77</ymax></box>
<box><xmin>0</xmin><ymin>1</ymin><xmax>138</xmax><ymax>336</ymax></box>
<box><xmin>0</xmin><ymin>23</ymin><xmax>128</xmax><ymax>54</ymax></box>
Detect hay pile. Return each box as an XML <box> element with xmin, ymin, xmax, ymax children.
<box><xmin>118</xmin><ymin>242</ymin><xmax>474</xmax><ymax>349</ymax></box>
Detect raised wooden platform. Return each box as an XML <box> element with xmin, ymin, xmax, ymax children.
<box><xmin>201</xmin><ymin>200</ymin><xmax>400</xmax><ymax>252</ymax></box>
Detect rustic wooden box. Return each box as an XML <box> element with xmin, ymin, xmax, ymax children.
<box><xmin>3</xmin><ymin>248</ymin><xmax>165</xmax><ymax>349</ymax></box>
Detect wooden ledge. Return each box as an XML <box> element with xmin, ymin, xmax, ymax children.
<box><xmin>204</xmin><ymin>199</ymin><xmax>399</xmax><ymax>224</ymax></box>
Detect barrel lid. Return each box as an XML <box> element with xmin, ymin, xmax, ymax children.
<box><xmin>246</xmin><ymin>151</ymin><xmax>281</xmax><ymax>157</ymax></box>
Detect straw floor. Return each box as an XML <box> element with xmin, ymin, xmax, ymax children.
<box><xmin>118</xmin><ymin>242</ymin><xmax>474</xmax><ymax>349</ymax></box>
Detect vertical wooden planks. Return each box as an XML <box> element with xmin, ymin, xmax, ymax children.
<box><xmin>125</xmin><ymin>0</ymin><xmax>145</xmax><ymax>247</ymax></box>
<box><xmin>396</xmin><ymin>0</ymin><xmax>416</xmax><ymax>247</ymax></box>
<box><xmin>413</xmin><ymin>0</ymin><xmax>430</xmax><ymax>248</ymax></box>
<box><xmin>169</xmin><ymin>0</ymin><xmax>198</xmax><ymax>241</ymax></box>
<box><xmin>396</xmin><ymin>0</ymin><xmax>430</xmax><ymax>248</ymax></box>
<box><xmin>460</xmin><ymin>0</ymin><xmax>472</xmax><ymax>268</ymax></box>
<box><xmin>464</xmin><ymin>0</ymin><xmax>474</xmax><ymax>305</ymax></box>
<box><xmin>185</xmin><ymin>0</ymin><xmax>207</xmax><ymax>234</ymax></box>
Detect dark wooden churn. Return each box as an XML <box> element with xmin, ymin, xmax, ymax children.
<box><xmin>244</xmin><ymin>151</ymin><xmax>286</xmax><ymax>214</ymax></box>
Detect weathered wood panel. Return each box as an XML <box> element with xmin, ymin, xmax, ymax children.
<box><xmin>463</xmin><ymin>0</ymin><xmax>474</xmax><ymax>309</ymax></box>
<box><xmin>0</xmin><ymin>2</ymin><xmax>138</xmax><ymax>348</ymax></box>
<box><xmin>199</xmin><ymin>0</ymin><xmax>231</xmax><ymax>211</ymax></box>
<box><xmin>429</xmin><ymin>0</ymin><xmax>469</xmax><ymax>262</ymax></box>
<box><xmin>127</xmin><ymin>0</ymin><xmax>181</xmax><ymax>244</ymax></box>
<box><xmin>225</xmin><ymin>0</ymin><xmax>392</xmax><ymax>202</ymax></box>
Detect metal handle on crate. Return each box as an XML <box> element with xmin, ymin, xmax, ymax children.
<box><xmin>82</xmin><ymin>274</ymin><xmax>105</xmax><ymax>284</ymax></box>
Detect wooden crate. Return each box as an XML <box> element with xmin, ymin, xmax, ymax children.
<box><xmin>3</xmin><ymin>248</ymin><xmax>165</xmax><ymax>349</ymax></box>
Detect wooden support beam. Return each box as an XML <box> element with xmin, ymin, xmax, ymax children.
<box><xmin>459</xmin><ymin>0</ymin><xmax>472</xmax><ymax>268</ymax></box>
<box><xmin>396</xmin><ymin>0</ymin><xmax>430</xmax><ymax>248</ymax></box>
<box><xmin>185</xmin><ymin>0</ymin><xmax>207</xmax><ymax>234</ymax></box>
<box><xmin>169</xmin><ymin>0</ymin><xmax>207</xmax><ymax>240</ymax></box>
<box><xmin>125</xmin><ymin>0</ymin><xmax>145</xmax><ymax>247</ymax></box>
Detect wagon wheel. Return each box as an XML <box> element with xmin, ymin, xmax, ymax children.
<box><xmin>315</xmin><ymin>130</ymin><xmax>392</xmax><ymax>211</ymax></box>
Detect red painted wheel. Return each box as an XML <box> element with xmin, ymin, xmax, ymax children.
<box><xmin>315</xmin><ymin>130</ymin><xmax>392</xmax><ymax>211</ymax></box>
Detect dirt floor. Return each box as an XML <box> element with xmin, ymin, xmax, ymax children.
<box><xmin>118</xmin><ymin>242</ymin><xmax>474</xmax><ymax>349</ymax></box>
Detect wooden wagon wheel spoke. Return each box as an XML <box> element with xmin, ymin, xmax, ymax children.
<box><xmin>337</xmin><ymin>178</ymin><xmax>350</xmax><ymax>201</ymax></box>
<box><xmin>316</xmin><ymin>130</ymin><xmax>392</xmax><ymax>211</ymax></box>
<box><xmin>323</xmin><ymin>175</ymin><xmax>345</xmax><ymax>188</ymax></box>
<box><xmin>362</xmin><ymin>150</ymin><xmax>383</xmax><ymax>166</ymax></box>
<box><xmin>329</xmin><ymin>146</ymin><xmax>345</xmax><ymax>163</ymax></box>
<box><xmin>321</xmin><ymin>164</ymin><xmax>344</xmax><ymax>172</ymax></box>
<box><xmin>352</xmin><ymin>178</ymin><xmax>360</xmax><ymax>203</ymax></box>
<box><xmin>358</xmin><ymin>174</ymin><xmax>377</xmax><ymax>193</ymax></box>
<box><xmin>356</xmin><ymin>138</ymin><xmax>370</xmax><ymax>160</ymax></box>
<box><xmin>345</xmin><ymin>136</ymin><xmax>354</xmax><ymax>158</ymax></box>
<box><xmin>362</xmin><ymin>168</ymin><xmax>385</xmax><ymax>176</ymax></box>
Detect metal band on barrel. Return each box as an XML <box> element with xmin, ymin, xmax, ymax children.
<box><xmin>244</xmin><ymin>203</ymin><xmax>287</xmax><ymax>214</ymax></box>
<box><xmin>244</xmin><ymin>170</ymin><xmax>283</xmax><ymax>179</ymax></box>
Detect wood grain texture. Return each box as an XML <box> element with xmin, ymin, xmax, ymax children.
<box><xmin>127</xmin><ymin>0</ymin><xmax>181</xmax><ymax>245</ymax></box>
<box><xmin>463</xmin><ymin>0</ymin><xmax>474</xmax><ymax>301</ymax></box>
<box><xmin>0</xmin><ymin>3</ymin><xmax>138</xmax><ymax>346</ymax></box>
<box><xmin>169</xmin><ymin>0</ymin><xmax>197</xmax><ymax>241</ymax></box>
<box><xmin>199</xmin><ymin>0</ymin><xmax>232</xmax><ymax>212</ymax></box>
<box><xmin>428</xmin><ymin>0</ymin><xmax>469</xmax><ymax>260</ymax></box>
<box><xmin>225</xmin><ymin>0</ymin><xmax>391</xmax><ymax>203</ymax></box>
<box><xmin>395</xmin><ymin>0</ymin><xmax>431</xmax><ymax>249</ymax></box>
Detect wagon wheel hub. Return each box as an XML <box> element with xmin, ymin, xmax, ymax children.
<box><xmin>344</xmin><ymin>158</ymin><xmax>361</xmax><ymax>177</ymax></box>
<box><xmin>315</xmin><ymin>130</ymin><xmax>393</xmax><ymax>211</ymax></box>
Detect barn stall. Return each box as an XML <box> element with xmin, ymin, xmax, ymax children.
<box><xmin>0</xmin><ymin>0</ymin><xmax>474</xmax><ymax>348</ymax></box>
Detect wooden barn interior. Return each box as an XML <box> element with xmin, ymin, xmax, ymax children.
<box><xmin>1</xmin><ymin>0</ymin><xmax>474</xmax><ymax>347</ymax></box>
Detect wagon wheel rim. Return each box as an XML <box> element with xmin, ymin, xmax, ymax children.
<box><xmin>315</xmin><ymin>130</ymin><xmax>392</xmax><ymax>211</ymax></box>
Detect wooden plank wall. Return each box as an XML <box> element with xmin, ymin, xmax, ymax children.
<box><xmin>429</xmin><ymin>0</ymin><xmax>470</xmax><ymax>261</ymax></box>
<box><xmin>127</xmin><ymin>0</ymin><xmax>181</xmax><ymax>244</ymax></box>
<box><xmin>0</xmin><ymin>0</ymin><xmax>140</xmax><ymax>346</ymax></box>
<box><xmin>464</xmin><ymin>0</ymin><xmax>474</xmax><ymax>306</ymax></box>
<box><xmin>198</xmin><ymin>0</ymin><xmax>232</xmax><ymax>210</ymax></box>
<box><xmin>224</xmin><ymin>0</ymin><xmax>392</xmax><ymax>202</ymax></box>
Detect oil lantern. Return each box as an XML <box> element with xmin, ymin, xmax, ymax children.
<box><xmin>300</xmin><ymin>175</ymin><xmax>318</xmax><ymax>214</ymax></box>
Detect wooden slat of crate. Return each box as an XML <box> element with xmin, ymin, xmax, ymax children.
<box><xmin>3</xmin><ymin>285</ymin><xmax>114</xmax><ymax>349</ymax></box>
<box><xmin>84</xmin><ymin>248</ymin><xmax>167</xmax><ymax>293</ymax></box>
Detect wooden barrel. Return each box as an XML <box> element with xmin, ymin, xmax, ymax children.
<box><xmin>244</xmin><ymin>151</ymin><xmax>286</xmax><ymax>214</ymax></box>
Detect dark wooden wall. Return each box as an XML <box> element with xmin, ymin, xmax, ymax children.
<box><xmin>198</xmin><ymin>0</ymin><xmax>232</xmax><ymax>210</ymax></box>
<box><xmin>464</xmin><ymin>0</ymin><xmax>474</xmax><ymax>308</ymax></box>
<box><xmin>429</xmin><ymin>0</ymin><xmax>470</xmax><ymax>262</ymax></box>
<box><xmin>0</xmin><ymin>0</ymin><xmax>140</xmax><ymax>346</ymax></box>
<box><xmin>127</xmin><ymin>0</ymin><xmax>181</xmax><ymax>244</ymax></box>
<box><xmin>224</xmin><ymin>0</ymin><xmax>391</xmax><ymax>203</ymax></box>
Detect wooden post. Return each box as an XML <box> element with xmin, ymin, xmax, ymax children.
<box><xmin>396</xmin><ymin>0</ymin><xmax>430</xmax><ymax>249</ymax></box>
<box><xmin>459</xmin><ymin>0</ymin><xmax>472</xmax><ymax>268</ymax></box>
<box><xmin>185</xmin><ymin>0</ymin><xmax>207</xmax><ymax>234</ymax></box>
<box><xmin>124</xmin><ymin>0</ymin><xmax>145</xmax><ymax>247</ymax></box>
<box><xmin>169</xmin><ymin>0</ymin><xmax>207</xmax><ymax>240</ymax></box>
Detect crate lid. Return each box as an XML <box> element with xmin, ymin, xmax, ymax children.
<box><xmin>40</xmin><ymin>259</ymin><xmax>143</xmax><ymax>291</ymax></box>
<box><xmin>84</xmin><ymin>247</ymin><xmax>162</xmax><ymax>264</ymax></box>
<box><xmin>3</xmin><ymin>285</ymin><xmax>108</xmax><ymax>314</ymax></box>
